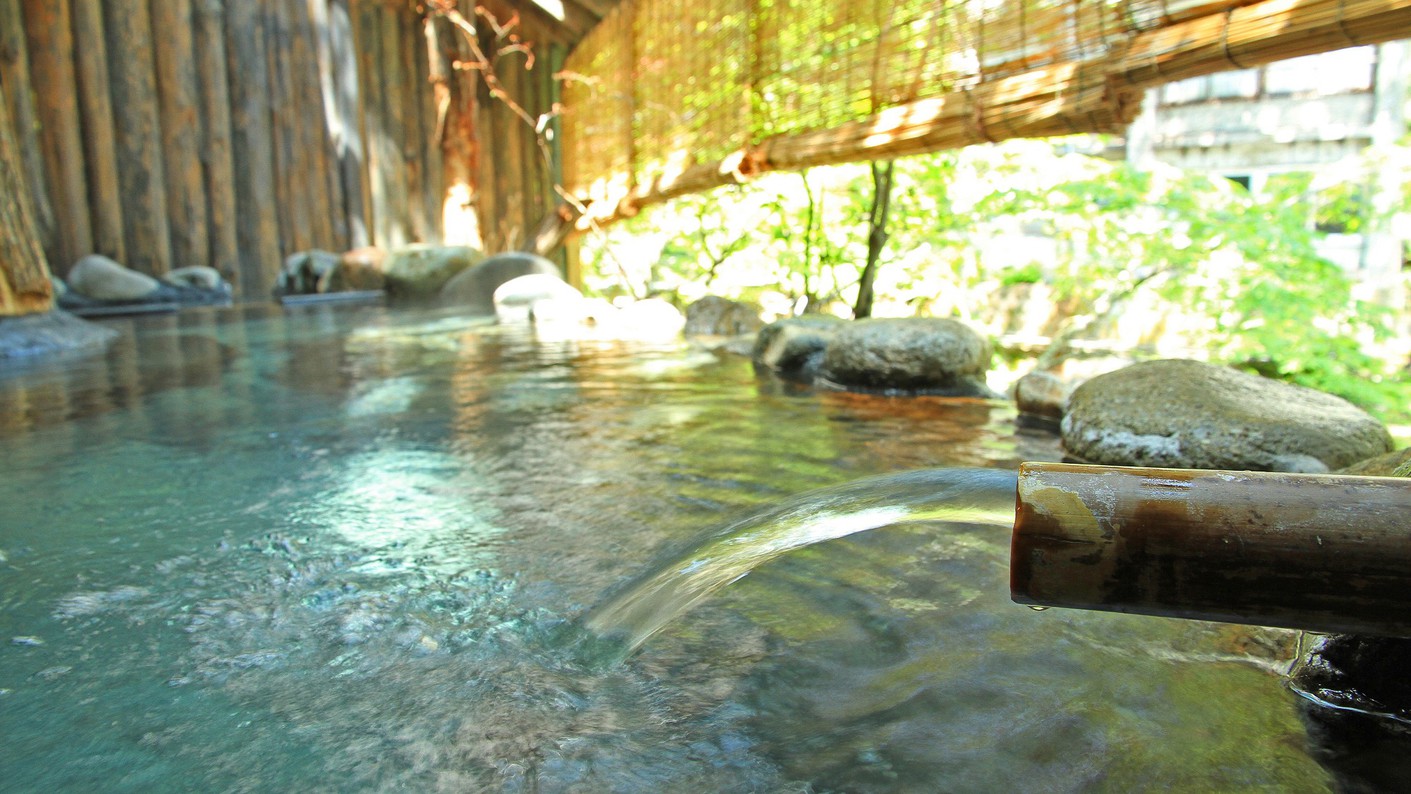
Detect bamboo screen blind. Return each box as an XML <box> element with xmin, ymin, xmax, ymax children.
<box><xmin>561</xmin><ymin>0</ymin><xmax>1411</xmax><ymax>220</ymax></box>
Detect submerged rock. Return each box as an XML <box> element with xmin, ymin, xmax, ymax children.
<box><xmin>684</xmin><ymin>296</ymin><xmax>764</xmax><ymax>336</ymax></box>
<box><xmin>751</xmin><ymin>315</ymin><xmax>844</xmax><ymax>383</ymax></box>
<box><xmin>439</xmin><ymin>252</ymin><xmax>559</xmax><ymax>314</ymax></box>
<box><xmin>0</xmin><ymin>311</ymin><xmax>118</xmax><ymax>360</ymax></box>
<box><xmin>817</xmin><ymin>317</ymin><xmax>995</xmax><ymax>397</ymax></box>
<box><xmin>1062</xmin><ymin>359</ymin><xmax>1392</xmax><ymax>471</ymax></box>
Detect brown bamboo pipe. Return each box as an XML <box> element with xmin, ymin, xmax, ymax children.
<box><xmin>1011</xmin><ymin>462</ymin><xmax>1411</xmax><ymax>636</ymax></box>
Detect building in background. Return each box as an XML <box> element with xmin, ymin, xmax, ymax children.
<box><xmin>1123</xmin><ymin>42</ymin><xmax>1410</xmax><ymax>303</ymax></box>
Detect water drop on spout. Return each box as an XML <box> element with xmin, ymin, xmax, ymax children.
<box><xmin>1028</xmin><ymin>605</ymin><xmax>1049</xmax><ymax>612</ymax></box>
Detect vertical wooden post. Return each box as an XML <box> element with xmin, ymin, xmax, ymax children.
<box><xmin>401</xmin><ymin>5</ymin><xmax>433</xmax><ymax>244</ymax></box>
<box><xmin>293</xmin><ymin>0</ymin><xmax>342</xmax><ymax>251</ymax></box>
<box><xmin>0</xmin><ymin>0</ymin><xmax>54</xmax><ymax>257</ymax></box>
<box><xmin>416</xmin><ymin>11</ymin><xmax>442</xmax><ymax>245</ymax></box>
<box><xmin>68</xmin><ymin>1</ymin><xmax>126</xmax><ymax>264</ymax></box>
<box><xmin>102</xmin><ymin>0</ymin><xmax>172</xmax><ymax>277</ymax></box>
<box><xmin>21</xmin><ymin>0</ymin><xmax>93</xmax><ymax>274</ymax></box>
<box><xmin>353</xmin><ymin>0</ymin><xmax>394</xmax><ymax>248</ymax></box>
<box><xmin>225</xmin><ymin>0</ymin><xmax>282</xmax><ymax>294</ymax></box>
<box><xmin>327</xmin><ymin>0</ymin><xmax>371</xmax><ymax>249</ymax></box>
<box><xmin>192</xmin><ymin>0</ymin><xmax>241</xmax><ymax>285</ymax></box>
<box><xmin>150</xmin><ymin>0</ymin><xmax>211</xmax><ymax>271</ymax></box>
<box><xmin>503</xmin><ymin>54</ymin><xmax>529</xmax><ymax>250</ymax></box>
<box><xmin>264</xmin><ymin>0</ymin><xmax>314</xmax><ymax>255</ymax></box>
<box><xmin>479</xmin><ymin>25</ymin><xmax>508</xmax><ymax>252</ymax></box>
<box><xmin>378</xmin><ymin>3</ymin><xmax>412</xmax><ymax>245</ymax></box>
<box><xmin>0</xmin><ymin>78</ymin><xmax>53</xmax><ymax>315</ymax></box>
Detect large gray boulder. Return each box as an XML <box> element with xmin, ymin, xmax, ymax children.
<box><xmin>752</xmin><ymin>315</ymin><xmax>844</xmax><ymax>383</ymax></box>
<box><xmin>66</xmin><ymin>255</ymin><xmax>160</xmax><ymax>301</ymax></box>
<box><xmin>817</xmin><ymin>317</ymin><xmax>995</xmax><ymax>396</ymax></box>
<box><xmin>439</xmin><ymin>252</ymin><xmax>559</xmax><ymax>314</ymax></box>
<box><xmin>384</xmin><ymin>245</ymin><xmax>484</xmax><ymax>300</ymax></box>
<box><xmin>1062</xmin><ymin>359</ymin><xmax>1393</xmax><ymax>472</ymax></box>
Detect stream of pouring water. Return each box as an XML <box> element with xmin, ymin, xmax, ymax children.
<box><xmin>581</xmin><ymin>467</ymin><xmax>1019</xmax><ymax>657</ymax></box>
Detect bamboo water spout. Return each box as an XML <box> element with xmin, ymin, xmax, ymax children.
<box><xmin>1011</xmin><ymin>462</ymin><xmax>1411</xmax><ymax>637</ymax></box>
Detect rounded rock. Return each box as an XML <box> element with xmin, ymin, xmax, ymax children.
<box><xmin>751</xmin><ymin>315</ymin><xmax>844</xmax><ymax>383</ymax></box>
<box><xmin>1014</xmin><ymin>370</ymin><xmax>1072</xmax><ymax>420</ymax></box>
<box><xmin>817</xmin><ymin>317</ymin><xmax>994</xmax><ymax>396</ymax></box>
<box><xmin>384</xmin><ymin>245</ymin><xmax>485</xmax><ymax>300</ymax></box>
<box><xmin>1061</xmin><ymin>359</ymin><xmax>1392</xmax><ymax>471</ymax></box>
<box><xmin>439</xmin><ymin>252</ymin><xmax>558</xmax><ymax>313</ymax></box>
<box><xmin>66</xmin><ymin>254</ymin><xmax>160</xmax><ymax>302</ymax></box>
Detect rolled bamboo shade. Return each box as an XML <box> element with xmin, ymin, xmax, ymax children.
<box><xmin>561</xmin><ymin>0</ymin><xmax>1411</xmax><ymax>224</ymax></box>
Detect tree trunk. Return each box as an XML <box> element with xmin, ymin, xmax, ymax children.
<box><xmin>853</xmin><ymin>159</ymin><xmax>894</xmax><ymax>319</ymax></box>
<box><xmin>0</xmin><ymin>0</ymin><xmax>55</xmax><ymax>254</ymax></box>
<box><xmin>0</xmin><ymin>79</ymin><xmax>54</xmax><ymax>315</ymax></box>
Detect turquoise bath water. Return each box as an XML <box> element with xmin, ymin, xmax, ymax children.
<box><xmin>0</xmin><ymin>305</ymin><xmax>1335</xmax><ymax>791</ymax></box>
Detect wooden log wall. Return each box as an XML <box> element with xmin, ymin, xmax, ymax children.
<box><xmin>3</xmin><ymin>0</ymin><xmax>533</xmax><ymax>302</ymax></box>
<box><xmin>442</xmin><ymin>0</ymin><xmax>572</xmax><ymax>259</ymax></box>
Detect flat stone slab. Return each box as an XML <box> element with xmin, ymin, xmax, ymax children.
<box><xmin>1061</xmin><ymin>359</ymin><xmax>1392</xmax><ymax>472</ymax></box>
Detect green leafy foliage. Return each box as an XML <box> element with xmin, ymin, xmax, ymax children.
<box><xmin>580</xmin><ymin>139</ymin><xmax>1411</xmax><ymax>421</ymax></box>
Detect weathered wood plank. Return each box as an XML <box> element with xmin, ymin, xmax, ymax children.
<box><xmin>151</xmin><ymin>0</ymin><xmax>211</xmax><ymax>270</ymax></box>
<box><xmin>296</xmin><ymin>0</ymin><xmax>343</xmax><ymax>251</ymax></box>
<box><xmin>0</xmin><ymin>77</ymin><xmax>52</xmax><ymax>314</ymax></box>
<box><xmin>326</xmin><ymin>0</ymin><xmax>371</xmax><ymax>249</ymax></box>
<box><xmin>265</xmin><ymin>1</ymin><xmax>313</xmax><ymax>255</ymax></box>
<box><xmin>0</xmin><ymin>0</ymin><xmax>54</xmax><ymax>258</ymax></box>
<box><xmin>192</xmin><ymin>0</ymin><xmax>241</xmax><ymax>283</ymax></box>
<box><xmin>353</xmin><ymin>0</ymin><xmax>396</xmax><ymax>248</ymax></box>
<box><xmin>69</xmin><ymin>0</ymin><xmax>125</xmax><ymax>263</ymax></box>
<box><xmin>225</xmin><ymin>0</ymin><xmax>281</xmax><ymax>293</ymax></box>
<box><xmin>102</xmin><ymin>0</ymin><xmax>172</xmax><ymax>276</ymax></box>
<box><xmin>21</xmin><ymin>0</ymin><xmax>92</xmax><ymax>274</ymax></box>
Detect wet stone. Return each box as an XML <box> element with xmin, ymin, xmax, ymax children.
<box><xmin>1062</xmin><ymin>359</ymin><xmax>1392</xmax><ymax>471</ymax></box>
<box><xmin>816</xmin><ymin>317</ymin><xmax>996</xmax><ymax>397</ymax></box>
